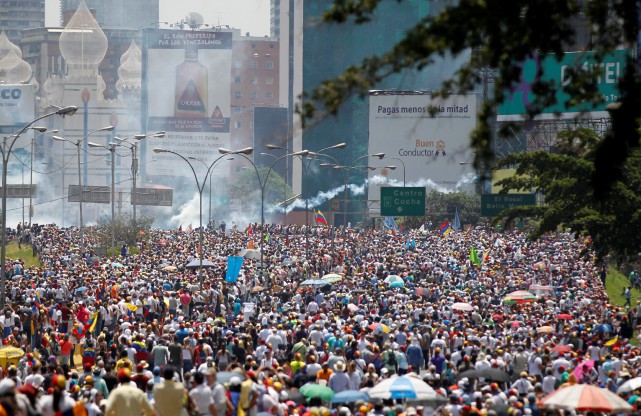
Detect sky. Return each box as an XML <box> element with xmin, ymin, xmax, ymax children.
<box><xmin>45</xmin><ymin>0</ymin><xmax>271</xmax><ymax>37</ymax></box>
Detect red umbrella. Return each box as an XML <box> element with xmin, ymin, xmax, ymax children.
<box><xmin>415</xmin><ymin>288</ymin><xmax>430</xmax><ymax>297</ymax></box>
<box><xmin>551</xmin><ymin>345</ymin><xmax>573</xmax><ymax>354</ymax></box>
<box><xmin>539</xmin><ymin>383</ymin><xmax>632</xmax><ymax>412</ymax></box>
<box><xmin>557</xmin><ymin>314</ymin><xmax>573</xmax><ymax>320</ymax></box>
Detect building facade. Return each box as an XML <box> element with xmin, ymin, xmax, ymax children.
<box><xmin>60</xmin><ymin>0</ymin><xmax>159</xmax><ymax>30</ymax></box>
<box><xmin>0</xmin><ymin>0</ymin><xmax>44</xmax><ymax>44</ymax></box>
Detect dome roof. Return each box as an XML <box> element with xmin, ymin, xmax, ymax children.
<box><xmin>0</xmin><ymin>48</ymin><xmax>32</xmax><ymax>84</ymax></box>
<box><xmin>59</xmin><ymin>0</ymin><xmax>107</xmax><ymax>72</ymax></box>
<box><xmin>0</xmin><ymin>31</ymin><xmax>21</xmax><ymax>60</ymax></box>
<box><xmin>116</xmin><ymin>40</ymin><xmax>142</xmax><ymax>92</ymax></box>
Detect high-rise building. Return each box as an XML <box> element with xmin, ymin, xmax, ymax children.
<box><xmin>298</xmin><ymin>1</ymin><xmax>464</xmax><ymax>225</ymax></box>
<box><xmin>0</xmin><ymin>0</ymin><xmax>45</xmax><ymax>44</ymax></box>
<box><xmin>60</xmin><ymin>0</ymin><xmax>159</xmax><ymax>29</ymax></box>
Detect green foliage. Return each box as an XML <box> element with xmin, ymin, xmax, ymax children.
<box><xmin>494</xmin><ymin>127</ymin><xmax>641</xmax><ymax>261</ymax></box>
<box><xmin>400</xmin><ymin>191</ymin><xmax>481</xmax><ymax>229</ymax></box>
<box><xmin>92</xmin><ymin>213</ymin><xmax>155</xmax><ymax>249</ymax></box>
<box><xmin>303</xmin><ymin>0</ymin><xmax>641</xmax><ymax>194</ymax></box>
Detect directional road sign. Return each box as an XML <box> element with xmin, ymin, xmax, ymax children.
<box><xmin>380</xmin><ymin>186</ymin><xmax>426</xmax><ymax>216</ymax></box>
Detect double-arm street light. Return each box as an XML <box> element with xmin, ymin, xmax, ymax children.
<box><xmin>91</xmin><ymin>131</ymin><xmax>165</xmax><ymax>256</ymax></box>
<box><xmin>0</xmin><ymin>105</ymin><xmax>78</xmax><ymax>308</ymax></box>
<box><xmin>52</xmin><ymin>125</ymin><xmax>114</xmax><ymax>257</ymax></box>
<box><xmin>154</xmin><ymin>146</ymin><xmax>252</xmax><ymax>290</ymax></box>
<box><xmin>381</xmin><ymin>156</ymin><xmax>406</xmax><ymax>186</ymax></box>
<box><xmin>233</xmin><ymin>149</ymin><xmax>309</xmax><ymax>283</ymax></box>
<box><xmin>26</xmin><ymin>127</ymin><xmax>58</xmax><ymax>225</ymax></box>
<box><xmin>189</xmin><ymin>156</ymin><xmax>235</xmax><ymax>226</ymax></box>
<box><xmin>323</xmin><ymin>153</ymin><xmax>385</xmax><ymax>226</ymax></box>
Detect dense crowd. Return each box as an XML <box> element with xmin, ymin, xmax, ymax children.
<box><xmin>0</xmin><ymin>221</ymin><xmax>634</xmax><ymax>416</ymax></box>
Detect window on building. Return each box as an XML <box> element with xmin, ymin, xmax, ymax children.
<box><xmin>266</xmin><ymin>92</ymin><xmax>273</xmax><ymax>99</ymax></box>
<box><xmin>234</xmin><ymin>107</ymin><xmax>243</xmax><ymax>113</ymax></box>
<box><xmin>250</xmin><ymin>76</ymin><xmax>258</xmax><ymax>84</ymax></box>
<box><xmin>249</xmin><ymin>60</ymin><xmax>258</xmax><ymax>69</ymax></box>
<box><xmin>235</xmin><ymin>121</ymin><xmax>242</xmax><ymax>128</ymax></box>
<box><xmin>250</xmin><ymin>92</ymin><xmax>257</xmax><ymax>100</ymax></box>
<box><xmin>251</xmin><ymin>43</ymin><xmax>256</xmax><ymax>48</ymax></box>
<box><xmin>234</xmin><ymin>91</ymin><xmax>242</xmax><ymax>99</ymax></box>
<box><xmin>266</xmin><ymin>76</ymin><xmax>274</xmax><ymax>85</ymax></box>
<box><xmin>234</xmin><ymin>75</ymin><xmax>241</xmax><ymax>84</ymax></box>
<box><xmin>270</xmin><ymin>44</ymin><xmax>275</xmax><ymax>48</ymax></box>
<box><xmin>266</xmin><ymin>61</ymin><xmax>274</xmax><ymax>69</ymax></box>
<box><xmin>234</xmin><ymin>61</ymin><xmax>243</xmax><ymax>69</ymax></box>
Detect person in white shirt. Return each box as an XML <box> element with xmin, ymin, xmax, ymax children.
<box><xmin>189</xmin><ymin>372</ymin><xmax>215</xmax><ymax>416</ymax></box>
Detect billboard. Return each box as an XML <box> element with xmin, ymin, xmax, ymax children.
<box><xmin>142</xmin><ymin>29</ymin><xmax>232</xmax><ymax>176</ymax></box>
<box><xmin>367</xmin><ymin>92</ymin><xmax>478</xmax><ymax>203</ymax></box>
<box><xmin>0</xmin><ymin>85</ymin><xmax>34</xmax><ymax>127</ymax></box>
<box><xmin>498</xmin><ymin>50</ymin><xmax>630</xmax><ymax>121</ymax></box>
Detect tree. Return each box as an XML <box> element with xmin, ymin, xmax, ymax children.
<box><xmin>92</xmin><ymin>213</ymin><xmax>154</xmax><ymax>251</ymax></box>
<box><xmin>399</xmin><ymin>191</ymin><xmax>482</xmax><ymax>229</ymax></box>
<box><xmin>493</xmin><ymin>127</ymin><xmax>641</xmax><ymax>261</ymax></box>
<box><xmin>227</xmin><ymin>165</ymin><xmax>292</xmax><ymax>222</ymax></box>
<box><xmin>301</xmin><ymin>0</ymin><xmax>640</xmax><ymax>202</ymax></box>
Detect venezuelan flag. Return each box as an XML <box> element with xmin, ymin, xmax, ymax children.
<box><xmin>440</xmin><ymin>221</ymin><xmax>451</xmax><ymax>236</ymax></box>
<box><xmin>315</xmin><ymin>210</ymin><xmax>328</xmax><ymax>225</ymax></box>
<box><xmin>88</xmin><ymin>311</ymin><xmax>99</xmax><ymax>332</ymax></box>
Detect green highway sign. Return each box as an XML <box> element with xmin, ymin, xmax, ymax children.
<box><xmin>380</xmin><ymin>187</ymin><xmax>426</xmax><ymax>216</ymax></box>
<box><xmin>481</xmin><ymin>194</ymin><xmax>536</xmax><ymax>217</ymax></box>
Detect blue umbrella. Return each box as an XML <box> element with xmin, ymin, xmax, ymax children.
<box><xmin>331</xmin><ymin>390</ymin><xmax>370</xmax><ymax>403</ymax></box>
<box><xmin>390</xmin><ymin>281</ymin><xmax>405</xmax><ymax>288</ymax></box>
<box><xmin>593</xmin><ymin>323</ymin><xmax>613</xmax><ymax>333</ymax></box>
<box><xmin>111</xmin><ymin>262</ymin><xmax>124</xmax><ymax>268</ymax></box>
<box><xmin>75</xmin><ymin>286</ymin><xmax>89</xmax><ymax>293</ymax></box>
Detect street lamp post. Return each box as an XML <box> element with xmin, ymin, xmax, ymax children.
<box><xmin>27</xmin><ymin>127</ymin><xmax>56</xmax><ymax>225</ymax></box>
<box><xmin>381</xmin><ymin>156</ymin><xmax>406</xmax><ymax>186</ymax></box>
<box><xmin>0</xmin><ymin>105</ymin><xmax>78</xmax><ymax>308</ymax></box>
<box><xmin>52</xmin><ymin>125</ymin><xmax>114</xmax><ymax>257</ymax></box>
<box><xmin>233</xmin><ymin>149</ymin><xmax>309</xmax><ymax>284</ymax></box>
<box><xmin>328</xmin><ymin>153</ymin><xmax>384</xmax><ymax>226</ymax></box>
<box><xmin>294</xmin><ymin>144</ymin><xmax>346</xmax><ymax>260</ymax></box>
<box><xmin>189</xmin><ymin>156</ymin><xmax>234</xmax><ymax>227</ymax></box>
<box><xmin>154</xmin><ymin>146</ymin><xmax>252</xmax><ymax>290</ymax></box>
<box><xmin>113</xmin><ymin>132</ymin><xmax>164</xmax><ymax>234</ymax></box>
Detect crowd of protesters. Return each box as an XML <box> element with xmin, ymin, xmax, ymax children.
<box><xmin>0</xmin><ymin>221</ymin><xmax>634</xmax><ymax>416</ymax></box>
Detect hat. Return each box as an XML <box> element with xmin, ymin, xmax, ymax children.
<box><xmin>335</xmin><ymin>361</ymin><xmax>346</xmax><ymax>372</ymax></box>
<box><xmin>520</xmin><ymin>371</ymin><xmax>528</xmax><ymax>377</ymax></box>
<box><xmin>118</xmin><ymin>368</ymin><xmax>132</xmax><ymax>381</ymax></box>
<box><xmin>230</xmin><ymin>376</ymin><xmax>242</xmax><ymax>386</ymax></box>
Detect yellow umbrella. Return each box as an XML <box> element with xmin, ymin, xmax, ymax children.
<box><xmin>0</xmin><ymin>347</ymin><xmax>24</xmax><ymax>369</ymax></box>
<box><xmin>537</xmin><ymin>326</ymin><xmax>555</xmax><ymax>334</ymax></box>
<box><xmin>162</xmin><ymin>266</ymin><xmax>178</xmax><ymax>272</ymax></box>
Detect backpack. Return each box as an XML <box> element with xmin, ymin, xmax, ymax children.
<box><xmin>386</xmin><ymin>350</ymin><xmax>397</xmax><ymax>367</ymax></box>
<box><xmin>50</xmin><ymin>338</ymin><xmax>61</xmax><ymax>355</ymax></box>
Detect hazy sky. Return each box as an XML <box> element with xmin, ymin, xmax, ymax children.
<box><xmin>45</xmin><ymin>0</ymin><xmax>271</xmax><ymax>36</ymax></box>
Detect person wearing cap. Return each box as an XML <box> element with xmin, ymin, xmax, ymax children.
<box><xmin>511</xmin><ymin>372</ymin><xmax>533</xmax><ymax>397</ymax></box>
<box><xmin>104</xmin><ymin>368</ymin><xmax>153</xmax><ymax>416</ymax></box>
<box><xmin>37</xmin><ymin>375</ymin><xmax>76</xmax><ymax>416</ymax></box>
<box><xmin>153</xmin><ymin>367</ymin><xmax>186</xmax><ymax>416</ymax></box>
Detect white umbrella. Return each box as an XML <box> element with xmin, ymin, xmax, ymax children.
<box><xmin>452</xmin><ymin>302</ymin><xmax>474</xmax><ymax>312</ymax></box>
<box><xmin>239</xmin><ymin>249</ymin><xmax>261</xmax><ymax>260</ymax></box>
<box><xmin>539</xmin><ymin>383</ymin><xmax>632</xmax><ymax>413</ymax></box>
<box><xmin>618</xmin><ymin>377</ymin><xmax>641</xmax><ymax>394</ymax></box>
<box><xmin>366</xmin><ymin>375</ymin><xmax>446</xmax><ymax>404</ymax></box>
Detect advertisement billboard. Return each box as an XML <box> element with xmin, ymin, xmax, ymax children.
<box><xmin>0</xmin><ymin>85</ymin><xmax>35</xmax><ymax>147</ymax></box>
<box><xmin>498</xmin><ymin>50</ymin><xmax>630</xmax><ymax>121</ymax></box>
<box><xmin>142</xmin><ymin>29</ymin><xmax>232</xmax><ymax>176</ymax></box>
<box><xmin>367</xmin><ymin>92</ymin><xmax>478</xmax><ymax>204</ymax></box>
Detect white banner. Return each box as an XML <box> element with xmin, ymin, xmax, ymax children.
<box><xmin>367</xmin><ymin>93</ymin><xmax>478</xmax><ymax>202</ymax></box>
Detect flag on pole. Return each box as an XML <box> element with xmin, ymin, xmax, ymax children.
<box><xmin>265</xmin><ymin>234</ymin><xmax>270</xmax><ymax>243</ymax></box>
<box><xmin>481</xmin><ymin>249</ymin><xmax>490</xmax><ymax>264</ymax></box>
<box><xmin>470</xmin><ymin>246</ymin><xmax>481</xmax><ymax>266</ymax></box>
<box><xmin>315</xmin><ymin>210</ymin><xmax>328</xmax><ymax>225</ymax></box>
<box><xmin>440</xmin><ymin>221</ymin><xmax>451</xmax><ymax>236</ymax></box>
<box><xmin>88</xmin><ymin>311</ymin><xmax>99</xmax><ymax>332</ymax></box>
<box><xmin>453</xmin><ymin>207</ymin><xmax>461</xmax><ymax>231</ymax></box>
